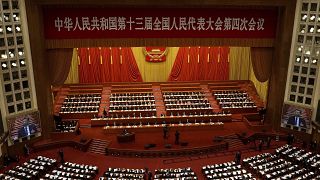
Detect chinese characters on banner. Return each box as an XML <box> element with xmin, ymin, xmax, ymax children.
<box><xmin>43</xmin><ymin>8</ymin><xmax>277</xmax><ymax>39</ymax></box>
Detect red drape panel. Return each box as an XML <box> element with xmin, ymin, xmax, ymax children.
<box><xmin>168</xmin><ymin>47</ymin><xmax>229</xmax><ymax>81</ymax></box>
<box><xmin>251</xmin><ymin>47</ymin><xmax>273</xmax><ymax>82</ymax></box>
<box><xmin>78</xmin><ymin>47</ymin><xmax>142</xmax><ymax>83</ymax></box>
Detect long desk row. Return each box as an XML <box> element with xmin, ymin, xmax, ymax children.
<box><xmin>103</xmin><ymin>122</ymin><xmax>225</xmax><ymax>133</ymax></box>
<box><xmin>91</xmin><ymin>114</ymin><xmax>232</xmax><ymax>127</ymax></box>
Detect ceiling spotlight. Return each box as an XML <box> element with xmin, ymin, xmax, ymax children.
<box><xmin>312</xmin><ymin>59</ymin><xmax>318</xmax><ymax>64</ymax></box>
<box><xmin>310</xmin><ymin>15</ymin><xmax>316</xmax><ymax>21</ymax></box>
<box><xmin>317</xmin><ymin>28</ymin><xmax>320</xmax><ymax>33</ymax></box>
<box><xmin>296</xmin><ymin>57</ymin><xmax>301</xmax><ymax>62</ymax></box>
<box><xmin>6</xmin><ymin>27</ymin><xmax>11</xmax><ymax>32</ymax></box>
<box><xmin>305</xmin><ymin>50</ymin><xmax>311</xmax><ymax>55</ymax></box>
<box><xmin>15</xmin><ymin>17</ymin><xmax>19</xmax><ymax>21</ymax></box>
<box><xmin>11</xmin><ymin>62</ymin><xmax>17</xmax><ymax>67</ymax></box>
<box><xmin>0</xmin><ymin>28</ymin><xmax>3</xmax><ymax>33</ymax></box>
<box><xmin>301</xmin><ymin>29</ymin><xmax>305</xmax><ymax>33</ymax></box>
<box><xmin>310</xmin><ymin>27</ymin><xmax>314</xmax><ymax>33</ymax></box>
<box><xmin>4</xmin><ymin>16</ymin><xmax>8</xmax><ymax>21</ymax></box>
<box><xmin>1</xmin><ymin>54</ymin><xmax>7</xmax><ymax>59</ymax></box>
<box><xmin>20</xmin><ymin>60</ymin><xmax>25</xmax><ymax>65</ymax></box>
<box><xmin>15</xmin><ymin>26</ymin><xmax>20</xmax><ymax>32</ymax></box>
<box><xmin>302</xmin><ymin>14</ymin><xmax>308</xmax><ymax>20</ymax></box>
<box><xmin>9</xmin><ymin>53</ymin><xmax>14</xmax><ymax>58</ymax></box>
<box><xmin>1</xmin><ymin>63</ymin><xmax>7</xmax><ymax>68</ymax></box>
<box><xmin>18</xmin><ymin>51</ymin><xmax>23</xmax><ymax>56</ymax></box>
<box><xmin>304</xmin><ymin>58</ymin><xmax>309</xmax><ymax>63</ymax></box>
<box><xmin>298</xmin><ymin>47</ymin><xmax>302</xmax><ymax>51</ymax></box>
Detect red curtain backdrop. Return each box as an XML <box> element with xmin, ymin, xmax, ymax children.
<box><xmin>168</xmin><ymin>47</ymin><xmax>229</xmax><ymax>81</ymax></box>
<box><xmin>78</xmin><ymin>47</ymin><xmax>142</xmax><ymax>83</ymax></box>
<box><xmin>251</xmin><ymin>47</ymin><xmax>273</xmax><ymax>82</ymax></box>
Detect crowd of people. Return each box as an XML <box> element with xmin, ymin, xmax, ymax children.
<box><xmin>202</xmin><ymin>161</ymin><xmax>255</xmax><ymax>180</ymax></box>
<box><xmin>100</xmin><ymin>167</ymin><xmax>146</xmax><ymax>179</ymax></box>
<box><xmin>0</xmin><ymin>156</ymin><xmax>57</xmax><ymax>180</ymax></box>
<box><xmin>154</xmin><ymin>167</ymin><xmax>197</xmax><ymax>179</ymax></box>
<box><xmin>163</xmin><ymin>91</ymin><xmax>213</xmax><ymax>116</ymax></box>
<box><xmin>60</xmin><ymin>94</ymin><xmax>101</xmax><ymax>114</ymax></box>
<box><xmin>44</xmin><ymin>161</ymin><xmax>98</xmax><ymax>180</ymax></box>
<box><xmin>213</xmin><ymin>90</ymin><xmax>257</xmax><ymax>109</ymax></box>
<box><xmin>242</xmin><ymin>144</ymin><xmax>320</xmax><ymax>179</ymax></box>
<box><xmin>109</xmin><ymin>92</ymin><xmax>157</xmax><ymax>117</ymax></box>
<box><xmin>55</xmin><ymin>120</ymin><xmax>78</xmax><ymax>132</ymax></box>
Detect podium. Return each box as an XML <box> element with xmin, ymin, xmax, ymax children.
<box><xmin>117</xmin><ymin>132</ymin><xmax>135</xmax><ymax>143</ymax></box>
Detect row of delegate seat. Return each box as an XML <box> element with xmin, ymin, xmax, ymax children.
<box><xmin>60</xmin><ymin>93</ymin><xmax>101</xmax><ymax>114</ymax></box>
<box><xmin>43</xmin><ymin>161</ymin><xmax>98</xmax><ymax>180</ymax></box>
<box><xmin>242</xmin><ymin>145</ymin><xmax>317</xmax><ymax>180</ymax></box>
<box><xmin>275</xmin><ymin>144</ymin><xmax>320</xmax><ymax>175</ymax></box>
<box><xmin>163</xmin><ymin>91</ymin><xmax>212</xmax><ymax>116</ymax></box>
<box><xmin>55</xmin><ymin>120</ymin><xmax>78</xmax><ymax>132</ymax></box>
<box><xmin>213</xmin><ymin>90</ymin><xmax>256</xmax><ymax>109</ymax></box>
<box><xmin>109</xmin><ymin>92</ymin><xmax>156</xmax><ymax>117</ymax></box>
<box><xmin>99</xmin><ymin>167</ymin><xmax>145</xmax><ymax>179</ymax></box>
<box><xmin>154</xmin><ymin>167</ymin><xmax>197</xmax><ymax>180</ymax></box>
<box><xmin>0</xmin><ymin>156</ymin><xmax>57</xmax><ymax>180</ymax></box>
<box><xmin>202</xmin><ymin>161</ymin><xmax>255</xmax><ymax>180</ymax></box>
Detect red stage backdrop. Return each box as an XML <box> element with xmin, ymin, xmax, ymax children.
<box><xmin>78</xmin><ymin>48</ymin><xmax>142</xmax><ymax>83</ymax></box>
<box><xmin>169</xmin><ymin>47</ymin><xmax>229</xmax><ymax>81</ymax></box>
<box><xmin>43</xmin><ymin>8</ymin><xmax>277</xmax><ymax>39</ymax></box>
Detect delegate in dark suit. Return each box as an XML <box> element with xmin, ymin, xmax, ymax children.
<box><xmin>287</xmin><ymin>110</ymin><xmax>306</xmax><ymax>128</ymax></box>
<box><xmin>18</xmin><ymin>119</ymin><xmax>37</xmax><ymax>138</ymax></box>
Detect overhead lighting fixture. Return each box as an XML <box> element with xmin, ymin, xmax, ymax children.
<box><xmin>296</xmin><ymin>57</ymin><xmax>301</xmax><ymax>62</ymax></box>
<box><xmin>302</xmin><ymin>14</ymin><xmax>308</xmax><ymax>20</ymax></box>
<box><xmin>310</xmin><ymin>27</ymin><xmax>314</xmax><ymax>33</ymax></box>
<box><xmin>18</xmin><ymin>51</ymin><xmax>23</xmax><ymax>56</ymax></box>
<box><xmin>317</xmin><ymin>28</ymin><xmax>320</xmax><ymax>33</ymax></box>
<box><xmin>15</xmin><ymin>26</ymin><xmax>20</xmax><ymax>32</ymax></box>
<box><xmin>312</xmin><ymin>59</ymin><xmax>318</xmax><ymax>64</ymax></box>
<box><xmin>301</xmin><ymin>29</ymin><xmax>305</xmax><ymax>33</ymax></box>
<box><xmin>310</xmin><ymin>15</ymin><xmax>316</xmax><ymax>21</ymax></box>
<box><xmin>0</xmin><ymin>28</ymin><xmax>3</xmax><ymax>33</ymax></box>
<box><xmin>20</xmin><ymin>60</ymin><xmax>25</xmax><ymax>65</ymax></box>
<box><xmin>1</xmin><ymin>63</ymin><xmax>7</xmax><ymax>68</ymax></box>
<box><xmin>298</xmin><ymin>47</ymin><xmax>302</xmax><ymax>51</ymax></box>
<box><xmin>11</xmin><ymin>62</ymin><xmax>17</xmax><ymax>67</ymax></box>
<box><xmin>1</xmin><ymin>54</ymin><xmax>7</xmax><ymax>59</ymax></box>
<box><xmin>6</xmin><ymin>27</ymin><xmax>11</xmax><ymax>32</ymax></box>
<box><xmin>305</xmin><ymin>50</ymin><xmax>311</xmax><ymax>55</ymax></box>
<box><xmin>304</xmin><ymin>58</ymin><xmax>309</xmax><ymax>63</ymax></box>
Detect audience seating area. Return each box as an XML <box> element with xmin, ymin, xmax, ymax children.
<box><xmin>60</xmin><ymin>94</ymin><xmax>101</xmax><ymax>114</ymax></box>
<box><xmin>0</xmin><ymin>156</ymin><xmax>57</xmax><ymax>180</ymax></box>
<box><xmin>213</xmin><ymin>90</ymin><xmax>257</xmax><ymax>110</ymax></box>
<box><xmin>202</xmin><ymin>161</ymin><xmax>255</xmax><ymax>180</ymax></box>
<box><xmin>164</xmin><ymin>91</ymin><xmax>212</xmax><ymax>116</ymax></box>
<box><xmin>99</xmin><ymin>167</ymin><xmax>145</xmax><ymax>179</ymax></box>
<box><xmin>44</xmin><ymin>161</ymin><xmax>98</xmax><ymax>180</ymax></box>
<box><xmin>3</xmin><ymin>144</ymin><xmax>320</xmax><ymax>179</ymax></box>
<box><xmin>154</xmin><ymin>167</ymin><xmax>198</xmax><ymax>179</ymax></box>
<box><xmin>55</xmin><ymin>120</ymin><xmax>78</xmax><ymax>132</ymax></box>
<box><xmin>243</xmin><ymin>145</ymin><xmax>319</xmax><ymax>180</ymax></box>
<box><xmin>109</xmin><ymin>92</ymin><xmax>156</xmax><ymax>118</ymax></box>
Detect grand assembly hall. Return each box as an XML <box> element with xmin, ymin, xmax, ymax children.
<box><xmin>0</xmin><ymin>0</ymin><xmax>320</xmax><ymax>179</ymax></box>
